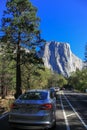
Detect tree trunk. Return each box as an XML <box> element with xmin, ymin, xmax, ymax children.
<box><xmin>14</xmin><ymin>34</ymin><xmax>22</xmax><ymax>99</ymax></box>
<box><xmin>1</xmin><ymin>85</ymin><xmax>8</xmax><ymax>99</ymax></box>
<box><xmin>1</xmin><ymin>76</ymin><xmax>7</xmax><ymax>99</ymax></box>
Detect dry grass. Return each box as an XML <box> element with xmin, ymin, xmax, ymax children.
<box><xmin>0</xmin><ymin>95</ymin><xmax>15</xmax><ymax>112</ymax></box>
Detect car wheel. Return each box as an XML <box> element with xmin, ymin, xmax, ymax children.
<box><xmin>49</xmin><ymin>120</ymin><xmax>56</xmax><ymax>130</ymax></box>
<box><xmin>44</xmin><ymin>121</ymin><xmax>56</xmax><ymax>130</ymax></box>
<box><xmin>10</xmin><ymin>127</ymin><xmax>19</xmax><ymax>130</ymax></box>
<box><xmin>10</xmin><ymin>127</ymin><xmax>15</xmax><ymax>130</ymax></box>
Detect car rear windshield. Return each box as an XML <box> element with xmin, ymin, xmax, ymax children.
<box><xmin>19</xmin><ymin>91</ymin><xmax>47</xmax><ymax>100</ymax></box>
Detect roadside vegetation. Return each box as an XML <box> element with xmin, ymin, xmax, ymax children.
<box><xmin>68</xmin><ymin>68</ymin><xmax>87</xmax><ymax>92</ymax></box>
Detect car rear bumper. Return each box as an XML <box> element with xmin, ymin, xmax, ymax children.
<box><xmin>9</xmin><ymin>121</ymin><xmax>53</xmax><ymax>129</ymax></box>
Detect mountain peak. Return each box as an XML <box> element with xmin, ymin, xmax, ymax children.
<box><xmin>38</xmin><ymin>41</ymin><xmax>83</xmax><ymax>77</ymax></box>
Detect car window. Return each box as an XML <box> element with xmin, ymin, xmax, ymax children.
<box><xmin>19</xmin><ymin>92</ymin><xmax>47</xmax><ymax>100</ymax></box>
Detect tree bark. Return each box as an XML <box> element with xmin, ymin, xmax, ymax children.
<box><xmin>14</xmin><ymin>33</ymin><xmax>22</xmax><ymax>99</ymax></box>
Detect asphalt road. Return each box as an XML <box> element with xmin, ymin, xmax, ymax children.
<box><xmin>0</xmin><ymin>90</ymin><xmax>87</xmax><ymax>130</ymax></box>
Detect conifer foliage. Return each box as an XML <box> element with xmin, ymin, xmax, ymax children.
<box><xmin>0</xmin><ymin>0</ymin><xmax>44</xmax><ymax>98</ymax></box>
<box><xmin>84</xmin><ymin>42</ymin><xmax>87</xmax><ymax>68</ymax></box>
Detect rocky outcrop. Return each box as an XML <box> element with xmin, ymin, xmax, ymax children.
<box><xmin>38</xmin><ymin>41</ymin><xmax>83</xmax><ymax>77</ymax></box>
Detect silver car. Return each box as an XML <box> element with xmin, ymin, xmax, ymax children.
<box><xmin>9</xmin><ymin>89</ymin><xmax>56</xmax><ymax>129</ymax></box>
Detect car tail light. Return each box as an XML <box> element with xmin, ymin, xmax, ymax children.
<box><xmin>10</xmin><ymin>103</ymin><xmax>18</xmax><ymax>109</ymax></box>
<box><xmin>40</xmin><ymin>103</ymin><xmax>52</xmax><ymax>110</ymax></box>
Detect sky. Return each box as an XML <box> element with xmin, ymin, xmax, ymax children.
<box><xmin>0</xmin><ymin>0</ymin><xmax>87</xmax><ymax>60</ymax></box>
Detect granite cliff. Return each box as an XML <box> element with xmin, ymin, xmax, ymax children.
<box><xmin>38</xmin><ymin>41</ymin><xmax>83</xmax><ymax>77</ymax></box>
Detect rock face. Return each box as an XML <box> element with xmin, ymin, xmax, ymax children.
<box><xmin>38</xmin><ymin>41</ymin><xmax>83</xmax><ymax>77</ymax></box>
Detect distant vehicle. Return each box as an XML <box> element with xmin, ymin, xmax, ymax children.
<box><xmin>55</xmin><ymin>87</ymin><xmax>60</xmax><ymax>92</ymax></box>
<box><xmin>49</xmin><ymin>87</ymin><xmax>56</xmax><ymax>93</ymax></box>
<box><xmin>9</xmin><ymin>89</ymin><xmax>56</xmax><ymax>130</ymax></box>
<box><xmin>50</xmin><ymin>87</ymin><xmax>60</xmax><ymax>92</ymax></box>
<box><xmin>60</xmin><ymin>87</ymin><xmax>65</xmax><ymax>90</ymax></box>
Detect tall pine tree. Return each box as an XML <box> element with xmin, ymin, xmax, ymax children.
<box><xmin>0</xmin><ymin>0</ymin><xmax>44</xmax><ymax>98</ymax></box>
<box><xmin>84</xmin><ymin>42</ymin><xmax>87</xmax><ymax>68</ymax></box>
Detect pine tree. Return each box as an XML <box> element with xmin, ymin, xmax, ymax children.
<box><xmin>84</xmin><ymin>42</ymin><xmax>87</xmax><ymax>68</ymax></box>
<box><xmin>0</xmin><ymin>0</ymin><xmax>44</xmax><ymax>98</ymax></box>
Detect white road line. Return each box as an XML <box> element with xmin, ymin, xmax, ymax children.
<box><xmin>63</xmin><ymin>94</ymin><xmax>87</xmax><ymax>129</ymax></box>
<box><xmin>60</xmin><ymin>94</ymin><xmax>70</xmax><ymax>130</ymax></box>
<box><xmin>67</xmin><ymin>113</ymin><xmax>75</xmax><ymax>118</ymax></box>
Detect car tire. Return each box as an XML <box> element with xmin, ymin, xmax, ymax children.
<box><xmin>44</xmin><ymin>120</ymin><xmax>56</xmax><ymax>130</ymax></box>
<box><xmin>10</xmin><ymin>127</ymin><xmax>18</xmax><ymax>130</ymax></box>
<box><xmin>49</xmin><ymin>120</ymin><xmax>56</xmax><ymax>130</ymax></box>
<box><xmin>10</xmin><ymin>127</ymin><xmax>15</xmax><ymax>130</ymax></box>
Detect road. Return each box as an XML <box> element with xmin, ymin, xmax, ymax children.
<box><xmin>0</xmin><ymin>90</ymin><xmax>87</xmax><ymax>130</ymax></box>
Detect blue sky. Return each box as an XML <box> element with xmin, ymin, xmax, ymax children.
<box><xmin>0</xmin><ymin>0</ymin><xmax>87</xmax><ymax>60</ymax></box>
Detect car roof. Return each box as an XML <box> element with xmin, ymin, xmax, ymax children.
<box><xmin>26</xmin><ymin>89</ymin><xmax>49</xmax><ymax>93</ymax></box>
